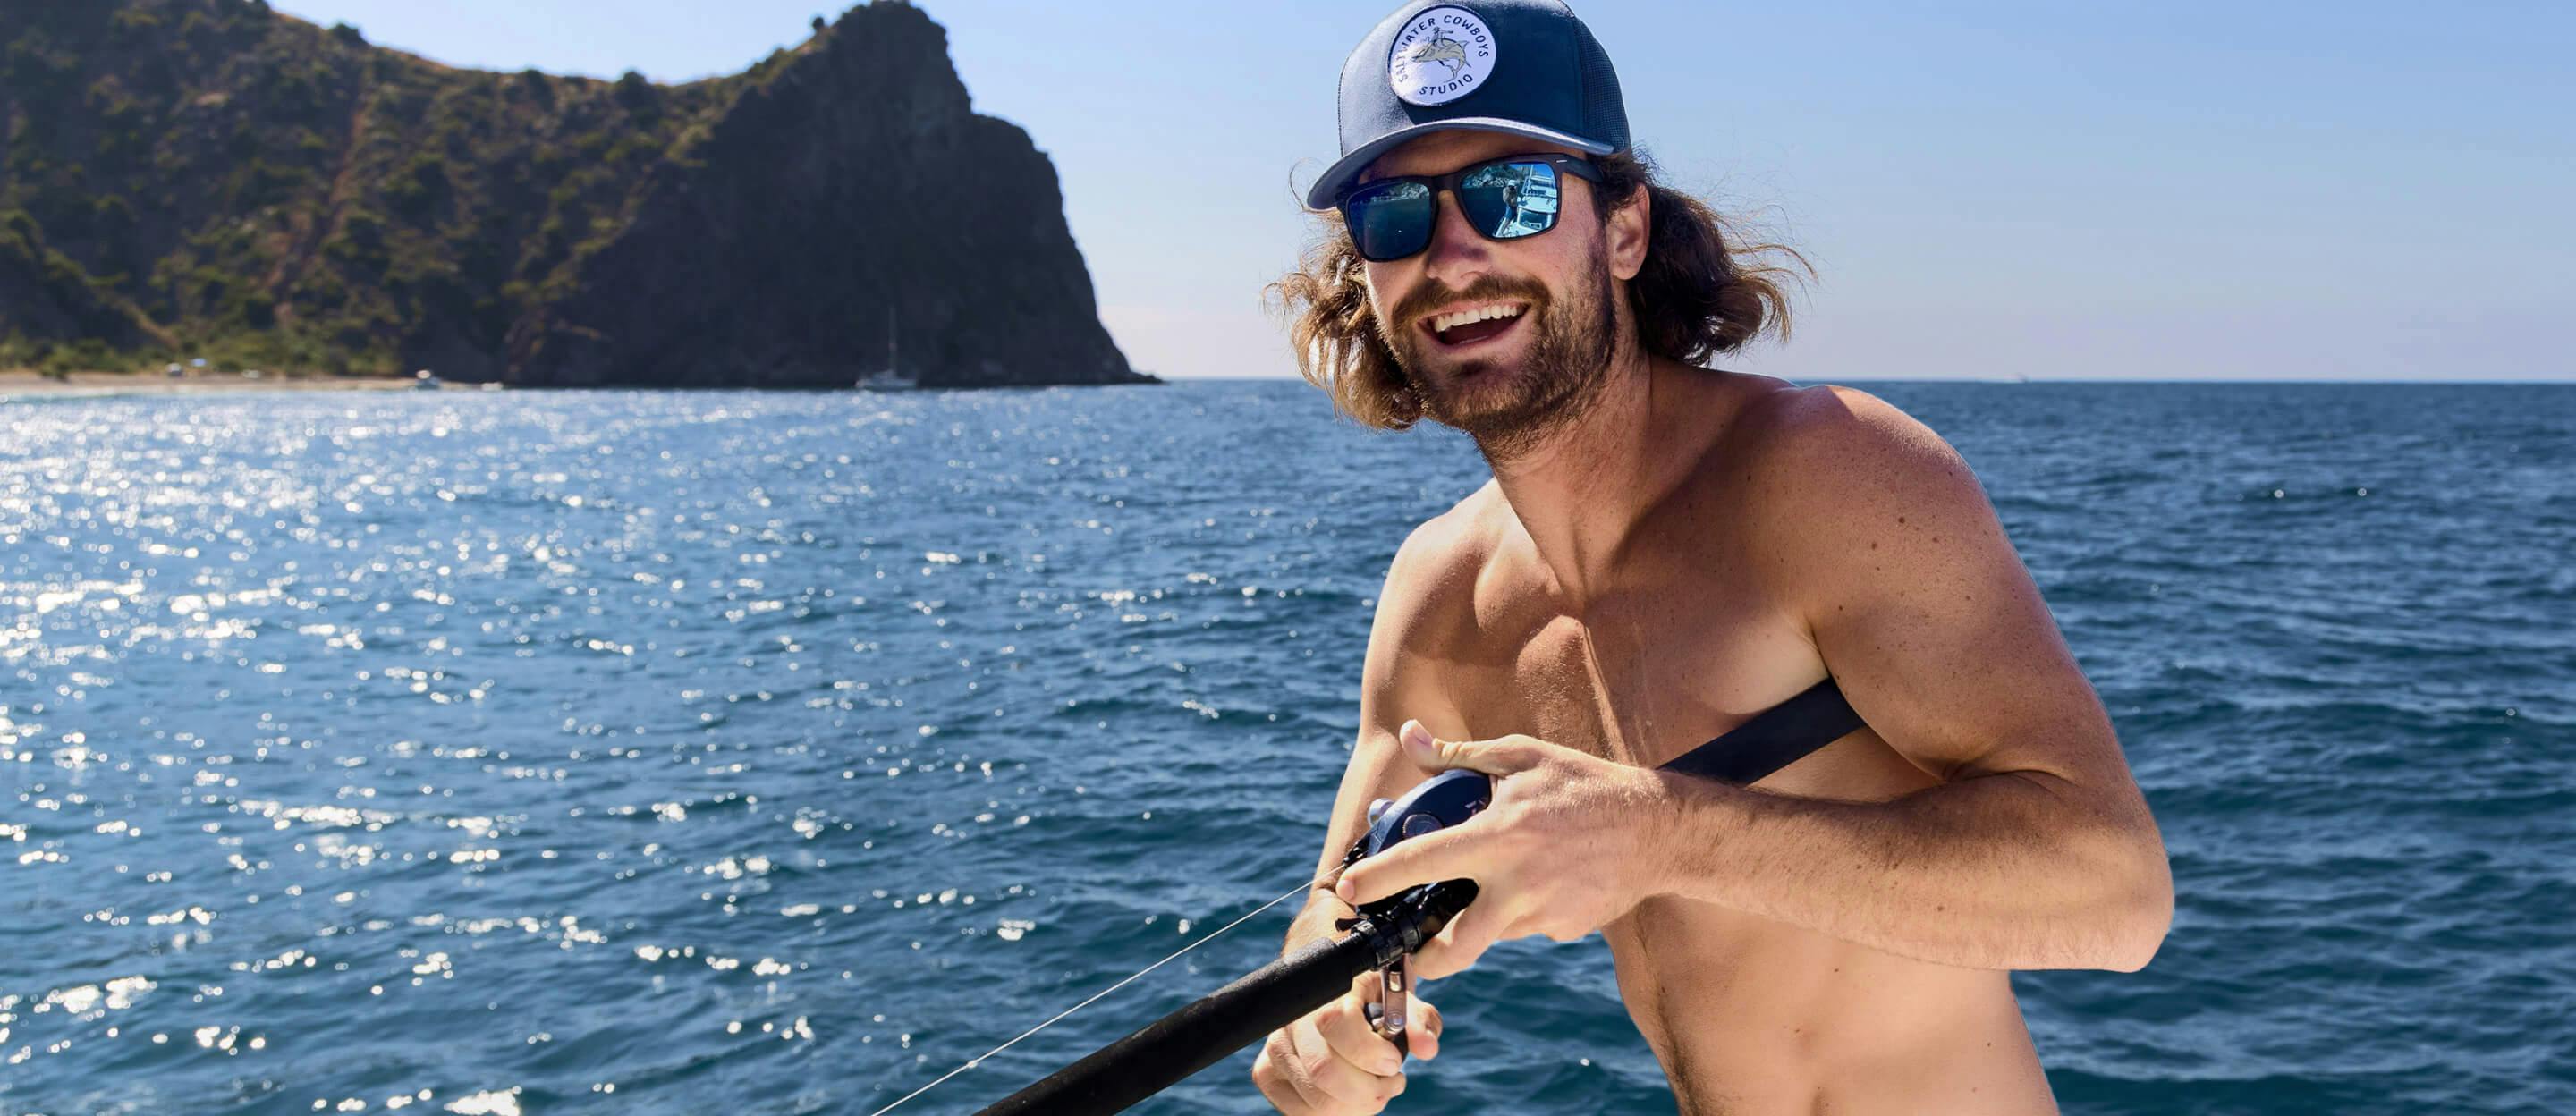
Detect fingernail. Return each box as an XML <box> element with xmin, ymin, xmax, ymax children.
<box><xmin>1401</xmin><ymin>721</ymin><xmax>1434</xmax><ymax>753</ymax></box>
<box><xmin>1334</xmin><ymin>877</ymin><xmax>1356</xmax><ymax>902</ymax></box>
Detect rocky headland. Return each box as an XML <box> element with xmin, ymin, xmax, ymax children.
<box><xmin>0</xmin><ymin>0</ymin><xmax>1149</xmax><ymax>388</ymax></box>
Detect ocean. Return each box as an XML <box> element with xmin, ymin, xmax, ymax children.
<box><xmin>2</xmin><ymin>380</ymin><xmax>2569</xmax><ymax>1114</ymax></box>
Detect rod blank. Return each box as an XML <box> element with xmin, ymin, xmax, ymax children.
<box><xmin>973</xmin><ymin>930</ymin><xmax>1380</xmax><ymax>1115</ymax></box>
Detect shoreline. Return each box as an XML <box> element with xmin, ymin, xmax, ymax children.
<box><xmin>0</xmin><ymin>369</ymin><xmax>1166</xmax><ymax>395</ymax></box>
<box><xmin>0</xmin><ymin>368</ymin><xmax>428</xmax><ymax>395</ymax></box>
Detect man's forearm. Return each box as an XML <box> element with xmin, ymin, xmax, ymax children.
<box><xmin>1281</xmin><ymin>889</ymin><xmax>1355</xmax><ymax>957</ymax></box>
<box><xmin>1648</xmin><ymin>767</ymin><xmax>2172</xmax><ymax>972</ymax></box>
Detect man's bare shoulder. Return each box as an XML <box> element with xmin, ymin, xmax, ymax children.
<box><xmin>1380</xmin><ymin>479</ymin><xmax>1512</xmax><ymax>621</ymax></box>
<box><xmin>1353</xmin><ymin>481</ymin><xmax>1512</xmax><ymax>718</ymax></box>
<box><xmin>1724</xmin><ymin>383</ymin><xmax>1967</xmax><ymax>483</ymax></box>
<box><xmin>1716</xmin><ymin>382</ymin><xmax>1984</xmax><ymax>520</ymax></box>
<box><xmin>1716</xmin><ymin>382</ymin><xmax>2004</xmax><ymax>604</ymax></box>
<box><xmin>1370</xmin><ymin>478</ymin><xmax>1542</xmax><ymax>668</ymax></box>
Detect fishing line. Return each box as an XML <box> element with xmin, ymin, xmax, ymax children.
<box><xmin>868</xmin><ymin>879</ymin><xmax>1318</xmax><ymax>1115</ymax></box>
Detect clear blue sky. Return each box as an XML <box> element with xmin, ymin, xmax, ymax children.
<box><xmin>276</xmin><ymin>1</ymin><xmax>2572</xmax><ymax>381</ymax></box>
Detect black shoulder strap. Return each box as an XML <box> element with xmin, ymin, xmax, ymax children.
<box><xmin>1656</xmin><ymin>676</ymin><xmax>1864</xmax><ymax>785</ymax></box>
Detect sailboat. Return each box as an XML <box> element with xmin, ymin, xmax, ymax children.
<box><xmin>857</xmin><ymin>308</ymin><xmax>918</xmax><ymax>391</ymax></box>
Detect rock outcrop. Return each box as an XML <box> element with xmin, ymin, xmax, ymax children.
<box><xmin>0</xmin><ymin>0</ymin><xmax>1148</xmax><ymax>387</ymax></box>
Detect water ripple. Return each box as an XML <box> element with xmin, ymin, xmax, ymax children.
<box><xmin>3</xmin><ymin>382</ymin><xmax>2571</xmax><ymax>1113</ymax></box>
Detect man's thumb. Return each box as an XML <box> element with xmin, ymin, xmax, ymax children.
<box><xmin>1401</xmin><ymin>721</ymin><xmax>1537</xmax><ymax>775</ymax></box>
<box><xmin>1398</xmin><ymin>720</ymin><xmax>1444</xmax><ymax>769</ymax></box>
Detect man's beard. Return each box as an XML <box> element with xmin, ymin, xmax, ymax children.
<box><xmin>1383</xmin><ymin>249</ymin><xmax>1621</xmax><ymax>463</ymax></box>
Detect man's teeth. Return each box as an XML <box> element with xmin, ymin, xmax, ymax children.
<box><xmin>1429</xmin><ymin>304</ymin><xmax>1526</xmax><ymax>334</ymax></box>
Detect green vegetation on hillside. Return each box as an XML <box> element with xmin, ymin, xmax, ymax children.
<box><xmin>1</xmin><ymin>0</ymin><xmax>1141</xmax><ymax>388</ymax></box>
<box><xmin>0</xmin><ymin>0</ymin><xmax>750</xmax><ymax>376</ymax></box>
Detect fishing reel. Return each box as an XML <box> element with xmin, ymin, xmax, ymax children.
<box><xmin>1334</xmin><ymin>768</ymin><xmax>1491</xmax><ymax>1055</ymax></box>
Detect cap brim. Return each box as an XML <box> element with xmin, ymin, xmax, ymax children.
<box><xmin>1303</xmin><ymin>118</ymin><xmax>1618</xmax><ymax>209</ymax></box>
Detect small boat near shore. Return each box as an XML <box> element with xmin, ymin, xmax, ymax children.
<box><xmin>857</xmin><ymin>309</ymin><xmax>917</xmax><ymax>391</ymax></box>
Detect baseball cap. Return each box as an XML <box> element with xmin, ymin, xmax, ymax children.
<box><xmin>1305</xmin><ymin>0</ymin><xmax>1631</xmax><ymax>210</ymax></box>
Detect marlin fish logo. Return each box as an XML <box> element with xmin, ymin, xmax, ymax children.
<box><xmin>1389</xmin><ymin>9</ymin><xmax>1495</xmax><ymax>106</ymax></box>
<box><xmin>1406</xmin><ymin>27</ymin><xmax>1469</xmax><ymax>80</ymax></box>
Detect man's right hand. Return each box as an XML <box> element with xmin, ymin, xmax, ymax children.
<box><xmin>1251</xmin><ymin>972</ymin><xmax>1442</xmax><ymax>1114</ymax></box>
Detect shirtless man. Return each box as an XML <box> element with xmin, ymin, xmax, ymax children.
<box><xmin>1252</xmin><ymin>2</ymin><xmax>2173</xmax><ymax>1112</ymax></box>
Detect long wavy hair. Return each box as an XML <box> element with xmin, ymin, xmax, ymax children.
<box><xmin>1267</xmin><ymin>148</ymin><xmax>1809</xmax><ymax>429</ymax></box>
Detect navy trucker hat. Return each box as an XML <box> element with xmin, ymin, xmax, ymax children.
<box><xmin>1305</xmin><ymin>0</ymin><xmax>1629</xmax><ymax>209</ymax></box>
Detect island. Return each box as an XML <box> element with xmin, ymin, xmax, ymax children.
<box><xmin>0</xmin><ymin>0</ymin><xmax>1153</xmax><ymax>389</ymax></box>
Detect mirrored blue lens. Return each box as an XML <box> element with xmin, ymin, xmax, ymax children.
<box><xmin>1345</xmin><ymin>181</ymin><xmax>1434</xmax><ymax>262</ymax></box>
<box><xmin>1459</xmin><ymin>161</ymin><xmax>1561</xmax><ymax>240</ymax></box>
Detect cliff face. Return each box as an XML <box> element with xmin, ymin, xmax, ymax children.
<box><xmin>507</xmin><ymin>4</ymin><xmax>1136</xmax><ymax>388</ymax></box>
<box><xmin>0</xmin><ymin>0</ymin><xmax>1146</xmax><ymax>387</ymax></box>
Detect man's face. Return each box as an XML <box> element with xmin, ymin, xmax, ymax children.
<box><xmin>1359</xmin><ymin>130</ymin><xmax>1622</xmax><ymax>455</ymax></box>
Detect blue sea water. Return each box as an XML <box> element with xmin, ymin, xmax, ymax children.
<box><xmin>1</xmin><ymin>380</ymin><xmax>2569</xmax><ymax>1115</ymax></box>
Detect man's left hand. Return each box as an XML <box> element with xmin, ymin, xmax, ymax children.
<box><xmin>1333</xmin><ymin>720</ymin><xmax>1675</xmax><ymax>980</ymax></box>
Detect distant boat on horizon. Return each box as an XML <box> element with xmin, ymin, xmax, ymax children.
<box><xmin>857</xmin><ymin>308</ymin><xmax>918</xmax><ymax>392</ymax></box>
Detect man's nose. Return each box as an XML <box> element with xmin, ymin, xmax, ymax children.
<box><xmin>1419</xmin><ymin>190</ymin><xmax>1492</xmax><ymax>285</ymax></box>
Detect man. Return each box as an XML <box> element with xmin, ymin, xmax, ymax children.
<box><xmin>1253</xmin><ymin>2</ymin><xmax>2173</xmax><ymax>1112</ymax></box>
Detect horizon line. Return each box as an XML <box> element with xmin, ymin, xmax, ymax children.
<box><xmin>1160</xmin><ymin>374</ymin><xmax>2576</xmax><ymax>386</ymax></box>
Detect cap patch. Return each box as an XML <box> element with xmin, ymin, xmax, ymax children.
<box><xmin>1387</xmin><ymin>6</ymin><xmax>1496</xmax><ymax>107</ymax></box>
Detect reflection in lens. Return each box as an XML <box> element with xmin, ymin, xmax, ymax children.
<box><xmin>1464</xmin><ymin>161</ymin><xmax>1559</xmax><ymax>240</ymax></box>
<box><xmin>1348</xmin><ymin>181</ymin><xmax>1435</xmax><ymax>261</ymax></box>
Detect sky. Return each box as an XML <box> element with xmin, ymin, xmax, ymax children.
<box><xmin>274</xmin><ymin>1</ymin><xmax>2572</xmax><ymax>382</ymax></box>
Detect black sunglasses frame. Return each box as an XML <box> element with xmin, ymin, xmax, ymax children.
<box><xmin>1336</xmin><ymin>153</ymin><xmax>1605</xmax><ymax>263</ymax></box>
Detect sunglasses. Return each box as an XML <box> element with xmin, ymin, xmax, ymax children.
<box><xmin>1337</xmin><ymin>153</ymin><xmax>1604</xmax><ymax>263</ymax></box>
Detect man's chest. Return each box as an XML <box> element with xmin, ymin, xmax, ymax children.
<box><xmin>1423</xmin><ymin>578</ymin><xmax>1828</xmax><ymax>771</ymax></box>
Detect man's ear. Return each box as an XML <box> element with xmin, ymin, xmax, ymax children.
<box><xmin>1606</xmin><ymin>183</ymin><xmax>1650</xmax><ymax>282</ymax></box>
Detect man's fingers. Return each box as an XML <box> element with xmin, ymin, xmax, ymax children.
<box><xmin>1398</xmin><ymin>720</ymin><xmax>1546</xmax><ymax>776</ymax></box>
<box><xmin>1337</xmin><ymin>723</ymin><xmax>1558</xmax><ymax>904</ymax></box>
<box><xmin>1408</xmin><ymin>900</ymin><xmax>1503</xmax><ymax>981</ymax></box>
<box><xmin>1289</xmin><ymin>1003</ymin><xmax>1398</xmax><ymax>1110</ymax></box>
<box><xmin>1334</xmin><ymin>823</ymin><xmax>1487</xmax><ymax>908</ymax></box>
<box><xmin>1252</xmin><ymin>1044</ymin><xmax>1315</xmax><ymax>1115</ymax></box>
<box><xmin>1315</xmin><ymin>990</ymin><xmax>1402</xmax><ymax>1077</ymax></box>
<box><xmin>1258</xmin><ymin>1027</ymin><xmax>1333</xmax><ymax>1115</ymax></box>
<box><xmin>1254</xmin><ymin>975</ymin><xmax>1439</xmax><ymax>1111</ymax></box>
<box><xmin>1403</xmin><ymin>993</ymin><xmax>1444</xmax><ymax>1061</ymax></box>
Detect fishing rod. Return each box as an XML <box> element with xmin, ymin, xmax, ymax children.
<box><xmin>877</xmin><ymin>678</ymin><xmax>1863</xmax><ymax>1115</ymax></box>
<box><xmin>867</xmin><ymin>768</ymin><xmax>1487</xmax><ymax>1116</ymax></box>
<box><xmin>969</xmin><ymin>770</ymin><xmax>1487</xmax><ymax>1116</ymax></box>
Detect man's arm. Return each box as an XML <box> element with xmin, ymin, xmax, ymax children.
<box><xmin>1284</xmin><ymin>518</ymin><xmax>1461</xmax><ymax>948</ymax></box>
<box><xmin>1336</xmin><ymin>390</ymin><xmax>2171</xmax><ymax>976</ymax></box>
<box><xmin>1674</xmin><ymin>386</ymin><xmax>2172</xmax><ymax>971</ymax></box>
<box><xmin>1251</xmin><ymin>517</ymin><xmax>1468</xmax><ymax>1114</ymax></box>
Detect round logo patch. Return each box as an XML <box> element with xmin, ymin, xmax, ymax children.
<box><xmin>1388</xmin><ymin>5</ymin><xmax>1497</xmax><ymax>107</ymax></box>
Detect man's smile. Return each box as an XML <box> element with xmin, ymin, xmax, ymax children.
<box><xmin>1421</xmin><ymin>300</ymin><xmax>1530</xmax><ymax>348</ymax></box>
